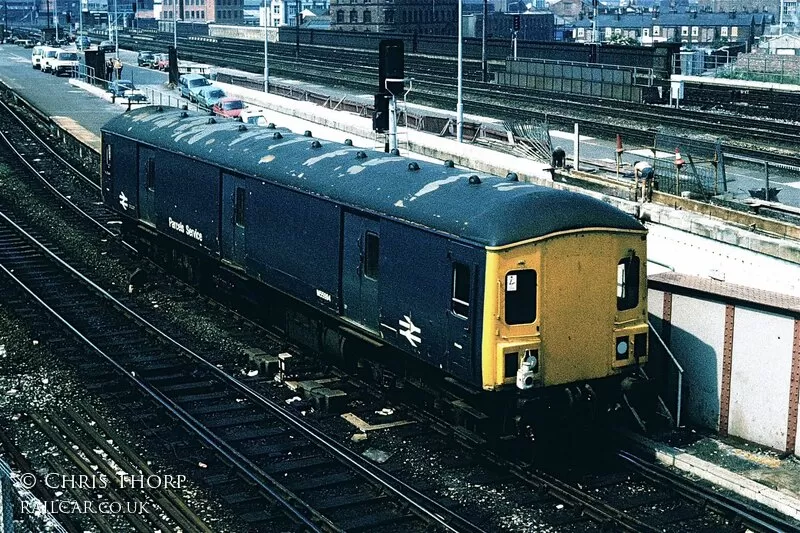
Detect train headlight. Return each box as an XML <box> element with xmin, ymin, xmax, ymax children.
<box><xmin>616</xmin><ymin>336</ymin><xmax>629</xmax><ymax>360</ymax></box>
<box><xmin>516</xmin><ymin>349</ymin><xmax>539</xmax><ymax>390</ymax></box>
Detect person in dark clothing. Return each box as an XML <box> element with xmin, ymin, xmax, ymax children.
<box><xmin>105</xmin><ymin>59</ymin><xmax>113</xmax><ymax>81</ymax></box>
<box><xmin>551</xmin><ymin>146</ymin><xmax>566</xmax><ymax>168</ymax></box>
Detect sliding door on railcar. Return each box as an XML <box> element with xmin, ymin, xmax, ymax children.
<box><xmin>342</xmin><ymin>212</ymin><xmax>380</xmax><ymax>332</ymax></box>
<box><xmin>137</xmin><ymin>147</ymin><xmax>157</xmax><ymax>225</ymax></box>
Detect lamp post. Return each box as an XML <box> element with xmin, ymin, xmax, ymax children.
<box><xmin>114</xmin><ymin>0</ymin><xmax>118</xmax><ymax>58</ymax></box>
<box><xmin>173</xmin><ymin>0</ymin><xmax>177</xmax><ymax>48</ymax></box>
<box><xmin>264</xmin><ymin>0</ymin><xmax>270</xmax><ymax>93</ymax></box>
<box><xmin>456</xmin><ymin>0</ymin><xmax>463</xmax><ymax>142</ymax></box>
<box><xmin>54</xmin><ymin>0</ymin><xmax>58</xmax><ymax>41</ymax></box>
<box><xmin>481</xmin><ymin>0</ymin><xmax>487</xmax><ymax>82</ymax></box>
<box><xmin>295</xmin><ymin>0</ymin><xmax>300</xmax><ymax>59</ymax></box>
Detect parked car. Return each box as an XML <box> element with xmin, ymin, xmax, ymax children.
<box><xmin>179</xmin><ymin>73</ymin><xmax>212</xmax><ymax>101</ymax></box>
<box><xmin>153</xmin><ymin>53</ymin><xmax>170</xmax><ymax>70</ymax></box>
<box><xmin>212</xmin><ymin>97</ymin><xmax>245</xmax><ymax>118</ymax></box>
<box><xmin>50</xmin><ymin>50</ymin><xmax>80</xmax><ymax>76</ymax></box>
<box><xmin>31</xmin><ymin>45</ymin><xmax>46</xmax><ymax>69</ymax></box>
<box><xmin>17</xmin><ymin>39</ymin><xmax>35</xmax><ymax>48</ymax></box>
<box><xmin>40</xmin><ymin>47</ymin><xmax>60</xmax><ymax>73</ymax></box>
<box><xmin>195</xmin><ymin>87</ymin><xmax>226</xmax><ymax>109</ymax></box>
<box><xmin>76</xmin><ymin>36</ymin><xmax>91</xmax><ymax>50</ymax></box>
<box><xmin>108</xmin><ymin>80</ymin><xmax>147</xmax><ymax>102</ymax></box>
<box><xmin>137</xmin><ymin>50</ymin><xmax>155</xmax><ymax>67</ymax></box>
<box><xmin>98</xmin><ymin>40</ymin><xmax>115</xmax><ymax>53</ymax></box>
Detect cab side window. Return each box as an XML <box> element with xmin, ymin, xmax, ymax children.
<box><xmin>451</xmin><ymin>262</ymin><xmax>470</xmax><ymax>318</ymax></box>
<box><xmin>617</xmin><ymin>254</ymin><xmax>640</xmax><ymax>310</ymax></box>
<box><xmin>505</xmin><ymin>269</ymin><xmax>536</xmax><ymax>325</ymax></box>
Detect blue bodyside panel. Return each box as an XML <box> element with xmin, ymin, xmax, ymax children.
<box><xmin>104</xmin><ymin>137</ymin><xmax>138</xmax><ymax>218</ymax></box>
<box><xmin>379</xmin><ymin>220</ymin><xmax>486</xmax><ymax>386</ymax></box>
<box><xmin>155</xmin><ymin>156</ymin><xmax>221</xmax><ymax>255</ymax></box>
<box><xmin>247</xmin><ymin>181</ymin><xmax>340</xmax><ymax>313</ymax></box>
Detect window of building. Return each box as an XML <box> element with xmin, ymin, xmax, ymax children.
<box><xmin>337</xmin><ymin>9</ymin><xmax>344</xmax><ymax>22</ymax></box>
<box><xmin>691</xmin><ymin>26</ymin><xmax>698</xmax><ymax>37</ymax></box>
<box><xmin>613</xmin><ymin>28</ymin><xmax>621</xmax><ymax>35</ymax></box>
<box><xmin>384</xmin><ymin>9</ymin><xmax>393</xmax><ymax>22</ymax></box>
<box><xmin>363</xmin><ymin>10</ymin><xmax>371</xmax><ymax>22</ymax></box>
<box><xmin>642</xmin><ymin>28</ymin><xmax>649</xmax><ymax>37</ymax></box>
<box><xmin>652</xmin><ymin>25</ymin><xmax>660</xmax><ymax>36</ymax></box>
<box><xmin>505</xmin><ymin>269</ymin><xmax>537</xmax><ymax>325</ymax></box>
<box><xmin>145</xmin><ymin>158</ymin><xmax>155</xmax><ymax>191</ymax></box>
<box><xmin>617</xmin><ymin>254</ymin><xmax>640</xmax><ymax>311</ymax></box>
<box><xmin>451</xmin><ymin>263</ymin><xmax>470</xmax><ymax>318</ymax></box>
<box><xmin>721</xmin><ymin>26</ymin><xmax>728</xmax><ymax>37</ymax></box>
<box><xmin>235</xmin><ymin>187</ymin><xmax>246</xmax><ymax>226</ymax></box>
<box><xmin>200</xmin><ymin>11</ymin><xmax>204</xmax><ymax>18</ymax></box>
<box><xmin>731</xmin><ymin>26</ymin><xmax>738</xmax><ymax>37</ymax></box>
<box><xmin>364</xmin><ymin>232</ymin><xmax>379</xmax><ymax>279</ymax></box>
<box><xmin>681</xmin><ymin>26</ymin><xmax>688</xmax><ymax>36</ymax></box>
<box><xmin>577</xmin><ymin>27</ymin><xmax>584</xmax><ymax>37</ymax></box>
<box><xmin>273</xmin><ymin>5</ymin><xmax>279</xmax><ymax>13</ymax></box>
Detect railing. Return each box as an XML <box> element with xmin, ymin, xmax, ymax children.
<box><xmin>648</xmin><ymin>319</ymin><xmax>684</xmax><ymax>428</ymax></box>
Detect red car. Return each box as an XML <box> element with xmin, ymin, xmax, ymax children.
<box><xmin>213</xmin><ymin>97</ymin><xmax>244</xmax><ymax>118</ymax></box>
<box><xmin>154</xmin><ymin>53</ymin><xmax>170</xmax><ymax>71</ymax></box>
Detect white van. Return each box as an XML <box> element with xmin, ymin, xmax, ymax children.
<box><xmin>50</xmin><ymin>50</ymin><xmax>80</xmax><ymax>77</ymax></box>
<box><xmin>40</xmin><ymin>47</ymin><xmax>60</xmax><ymax>73</ymax></box>
<box><xmin>31</xmin><ymin>46</ymin><xmax>47</xmax><ymax>69</ymax></box>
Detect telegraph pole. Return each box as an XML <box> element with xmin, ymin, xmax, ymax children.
<box><xmin>481</xmin><ymin>0</ymin><xmax>487</xmax><ymax>82</ymax></box>
<box><xmin>456</xmin><ymin>0</ymin><xmax>463</xmax><ymax>142</ymax></box>
<box><xmin>264</xmin><ymin>0</ymin><xmax>270</xmax><ymax>93</ymax></box>
<box><xmin>295</xmin><ymin>0</ymin><xmax>300</xmax><ymax>59</ymax></box>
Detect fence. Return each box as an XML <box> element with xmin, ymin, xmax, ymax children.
<box><xmin>652</xmin><ymin>134</ymin><xmax>725</xmax><ymax>198</ymax></box>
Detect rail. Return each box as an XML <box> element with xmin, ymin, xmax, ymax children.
<box><xmin>648</xmin><ymin>319</ymin><xmax>683</xmax><ymax>428</ymax></box>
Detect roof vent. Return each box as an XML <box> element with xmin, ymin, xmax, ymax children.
<box><xmin>468</xmin><ymin>175</ymin><xmax>482</xmax><ymax>185</ymax></box>
<box><xmin>311</xmin><ymin>140</ymin><xmax>322</xmax><ymax>149</ymax></box>
<box><xmin>273</xmin><ymin>132</ymin><xmax>283</xmax><ymax>140</ymax></box>
<box><xmin>356</xmin><ymin>151</ymin><xmax>368</xmax><ymax>159</ymax></box>
<box><xmin>267</xmin><ymin>123</ymin><xmax>276</xmax><ymax>129</ymax></box>
<box><xmin>444</xmin><ymin>160</ymin><xmax>455</xmax><ymax>168</ymax></box>
<box><xmin>180</xmin><ymin>111</ymin><xmax>189</xmax><ymax>118</ymax></box>
<box><xmin>238</xmin><ymin>124</ymin><xmax>248</xmax><ymax>132</ymax></box>
<box><xmin>344</xmin><ymin>139</ymin><xmax>353</xmax><ymax>146</ymax></box>
<box><xmin>156</xmin><ymin>106</ymin><xmax>164</xmax><ymax>112</ymax></box>
<box><xmin>408</xmin><ymin>162</ymin><xmax>420</xmax><ymax>171</ymax></box>
<box><xmin>390</xmin><ymin>148</ymin><xmax>401</xmax><ymax>156</ymax></box>
<box><xmin>207</xmin><ymin>118</ymin><xmax>216</xmax><ymax>124</ymax></box>
<box><xmin>181</xmin><ymin>104</ymin><xmax>189</xmax><ymax>111</ymax></box>
<box><xmin>303</xmin><ymin>130</ymin><xmax>313</xmax><ymax>137</ymax></box>
<box><xmin>506</xmin><ymin>172</ymin><xmax>519</xmax><ymax>182</ymax></box>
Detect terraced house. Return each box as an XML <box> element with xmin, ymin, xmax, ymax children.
<box><xmin>329</xmin><ymin>0</ymin><xmax>457</xmax><ymax>34</ymax></box>
<box><xmin>572</xmin><ymin>9</ymin><xmax>772</xmax><ymax>46</ymax></box>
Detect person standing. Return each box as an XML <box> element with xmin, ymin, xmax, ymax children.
<box><xmin>633</xmin><ymin>161</ymin><xmax>655</xmax><ymax>201</ymax></box>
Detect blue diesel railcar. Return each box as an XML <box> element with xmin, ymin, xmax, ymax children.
<box><xmin>101</xmin><ymin>107</ymin><xmax>650</xmax><ymax>420</ymax></box>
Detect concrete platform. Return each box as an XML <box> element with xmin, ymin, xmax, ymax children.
<box><xmin>631</xmin><ymin>431</ymin><xmax>800</xmax><ymax>521</ymax></box>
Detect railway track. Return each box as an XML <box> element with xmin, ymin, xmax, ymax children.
<box><xmin>3</xmin><ymin>93</ymin><xmax>799</xmax><ymax>532</ymax></box>
<box><xmin>114</xmin><ymin>31</ymin><xmax>800</xmax><ymax>168</ymax></box>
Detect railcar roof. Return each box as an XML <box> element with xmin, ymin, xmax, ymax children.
<box><xmin>102</xmin><ymin>107</ymin><xmax>645</xmax><ymax>247</ymax></box>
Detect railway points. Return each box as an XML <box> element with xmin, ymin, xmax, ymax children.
<box><xmin>1</xmin><ymin>41</ymin><xmax>800</xmax><ymax>531</ymax></box>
